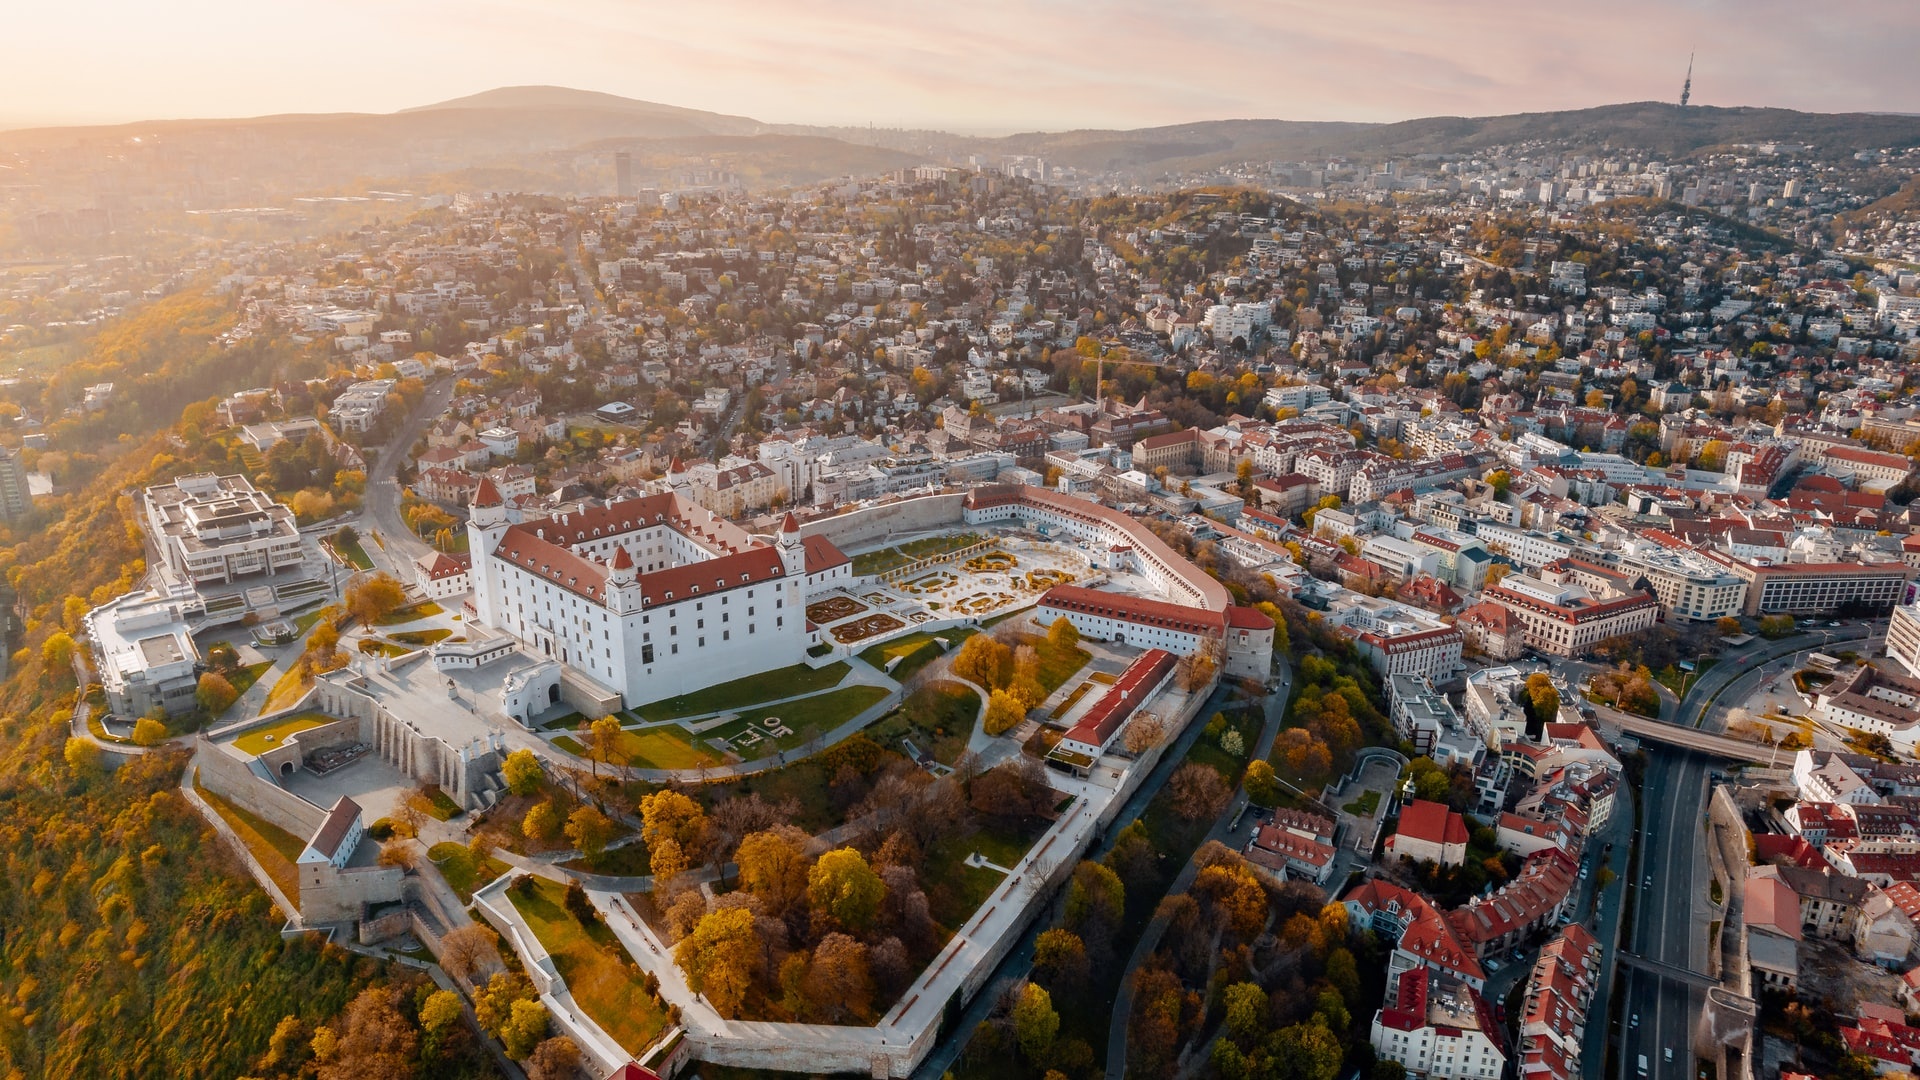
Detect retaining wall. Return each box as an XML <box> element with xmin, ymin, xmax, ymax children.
<box><xmin>191</xmin><ymin>738</ymin><xmax>328</xmax><ymax>841</ymax></box>
<box><xmin>801</xmin><ymin>493</ymin><xmax>967</xmax><ymax>552</ymax></box>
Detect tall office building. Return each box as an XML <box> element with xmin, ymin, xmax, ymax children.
<box><xmin>614</xmin><ymin>151</ymin><xmax>633</xmax><ymax>198</ymax></box>
<box><xmin>0</xmin><ymin>446</ymin><xmax>30</xmax><ymax>521</ymax></box>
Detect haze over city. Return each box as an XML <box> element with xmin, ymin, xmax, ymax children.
<box><xmin>5</xmin><ymin>0</ymin><xmax>1919</xmax><ymax>131</ymax></box>
<box><xmin>11</xmin><ymin>6</ymin><xmax>1920</xmax><ymax>1080</ymax></box>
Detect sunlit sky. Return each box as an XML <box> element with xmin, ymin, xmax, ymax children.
<box><xmin>5</xmin><ymin>0</ymin><xmax>1917</xmax><ymax>132</ymax></box>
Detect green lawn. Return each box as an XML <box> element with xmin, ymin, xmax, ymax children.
<box><xmin>702</xmin><ymin>685</ymin><xmax>892</xmax><ymax>759</ymax></box>
<box><xmin>506</xmin><ymin>876</ymin><xmax>669</xmax><ymax>1055</ymax></box>
<box><xmin>293</xmin><ymin>608</ymin><xmax>332</xmax><ymax>637</ymax></box>
<box><xmin>328</xmin><ymin>537</ymin><xmax>374</xmax><ymax>570</ymax></box>
<box><xmin>420</xmin><ymin>785</ymin><xmax>463</xmax><ymax>821</ymax></box>
<box><xmin>632</xmin><ymin>662</ymin><xmax>850</xmax><ymax>722</ymax></box>
<box><xmin>1188</xmin><ymin>709</ymin><xmax>1261</xmax><ymax>780</ymax></box>
<box><xmin>390</xmin><ymin>628</ymin><xmax>453</xmax><ymax>647</ymax></box>
<box><xmin>869</xmin><ymin>682</ymin><xmax>980</xmax><ymax>765</ymax></box>
<box><xmin>1032</xmin><ymin>638</ymin><xmax>1091</xmax><ymax>693</ymax></box>
<box><xmin>562</xmin><ymin>844</ymin><xmax>653</xmax><ymax>877</ymax></box>
<box><xmin>555</xmin><ymin>726</ymin><xmax>726</xmax><ymax>771</ymax></box>
<box><xmin>428</xmin><ymin>841</ymin><xmax>510</xmax><ymax>903</ymax></box>
<box><xmin>196</xmin><ymin>779</ymin><xmax>305</xmax><ymax>901</ymax></box>
<box><xmin>376</xmin><ymin>600</ymin><xmax>443</xmax><ymax>625</ymax></box>
<box><xmin>850</xmin><ymin>533</ymin><xmax>982</xmax><ymax>576</ymax></box>
<box><xmin>231</xmin><ymin>712</ymin><xmax>331</xmax><ymax>756</ymax></box>
<box><xmin>224</xmin><ymin>659</ymin><xmax>275</xmax><ymax>698</ymax></box>
<box><xmin>922</xmin><ymin>816</ymin><xmax>1049</xmax><ymax>932</ymax></box>
<box><xmin>860</xmin><ymin>628</ymin><xmax>978</xmax><ymax>682</ymax></box>
<box><xmin>1343</xmin><ymin>790</ymin><xmax>1382</xmax><ymax>816</ymax></box>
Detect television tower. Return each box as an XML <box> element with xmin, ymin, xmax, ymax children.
<box><xmin>1680</xmin><ymin>52</ymin><xmax>1693</xmax><ymax>107</ymax></box>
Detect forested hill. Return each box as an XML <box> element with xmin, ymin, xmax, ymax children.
<box><xmin>0</xmin><ymin>290</ymin><xmax>485</xmax><ymax>1078</ymax></box>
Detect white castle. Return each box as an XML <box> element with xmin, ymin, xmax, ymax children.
<box><xmin>464</xmin><ymin>476</ymin><xmax>851</xmax><ymax>708</ymax></box>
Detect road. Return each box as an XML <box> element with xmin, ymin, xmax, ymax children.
<box><xmin>1615</xmin><ymin>621</ymin><xmax>1883</xmax><ymax>1080</ymax></box>
<box><xmin>363</xmin><ymin>376</ymin><xmax>455</xmax><ymax>571</ymax></box>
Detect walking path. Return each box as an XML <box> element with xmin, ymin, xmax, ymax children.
<box><xmin>1104</xmin><ymin>657</ymin><xmax>1292</xmax><ymax>1080</ymax></box>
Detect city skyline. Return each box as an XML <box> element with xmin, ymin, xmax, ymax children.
<box><xmin>6</xmin><ymin>0</ymin><xmax>1919</xmax><ymax>132</ymax></box>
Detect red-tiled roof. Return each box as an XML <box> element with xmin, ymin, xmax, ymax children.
<box><xmin>307</xmin><ymin>796</ymin><xmax>362</xmax><ymax>860</ymax></box>
<box><xmin>1398</xmin><ymin>799</ymin><xmax>1471</xmax><ymax>848</ymax></box>
<box><xmin>1062</xmin><ymin>648</ymin><xmax>1176</xmax><ymax>752</ymax></box>
<box><xmin>802</xmin><ymin>534</ymin><xmax>849</xmax><ymax>575</ymax></box>
<box><xmin>1039</xmin><ymin>584</ymin><xmax>1226</xmax><ymax>638</ymax></box>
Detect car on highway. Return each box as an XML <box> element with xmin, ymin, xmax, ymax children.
<box><xmin>1665</xmin><ymin>1048</ymin><xmax>1674</xmax><ymax>1063</ymax></box>
<box><xmin>1631</xmin><ymin>1013</ymin><xmax>1639</xmax><ymax>1028</ymax></box>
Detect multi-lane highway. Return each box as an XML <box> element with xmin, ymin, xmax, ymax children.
<box><xmin>1615</xmin><ymin>622</ymin><xmax>1883</xmax><ymax>1080</ymax></box>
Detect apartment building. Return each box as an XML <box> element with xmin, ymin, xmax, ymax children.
<box><xmin>1889</xmin><ymin>602</ymin><xmax>1920</xmax><ymax>680</ymax></box>
<box><xmin>1708</xmin><ymin>553</ymin><xmax>1913</xmax><ymax>616</ymax></box>
<box><xmin>1372</xmin><ymin>968</ymin><xmax>1507</xmax><ymax>1080</ymax></box>
<box><xmin>1483</xmin><ymin>572</ymin><xmax>1659</xmax><ymax>657</ymax></box>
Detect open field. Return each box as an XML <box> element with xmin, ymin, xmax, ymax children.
<box><xmin>230</xmin><ymin>712</ymin><xmax>330</xmax><ymax>756</ymax></box>
<box><xmin>506</xmin><ymin>876</ymin><xmax>670</xmax><ymax>1055</ymax></box>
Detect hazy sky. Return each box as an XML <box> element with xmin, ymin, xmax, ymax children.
<box><xmin>5</xmin><ymin>0</ymin><xmax>1917</xmax><ymax>132</ymax></box>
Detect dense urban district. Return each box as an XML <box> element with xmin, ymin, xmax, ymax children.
<box><xmin>9</xmin><ymin>98</ymin><xmax>1920</xmax><ymax>1080</ymax></box>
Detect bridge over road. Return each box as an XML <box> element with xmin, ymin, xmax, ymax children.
<box><xmin>1595</xmin><ymin>704</ymin><xmax>1783</xmax><ymax>763</ymax></box>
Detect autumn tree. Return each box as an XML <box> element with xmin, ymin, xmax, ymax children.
<box><xmin>195</xmin><ymin>671</ymin><xmax>238</xmax><ymax>714</ymax></box>
<box><xmin>639</xmin><ymin>789</ymin><xmax>709</xmax><ymax>862</ymax></box>
<box><xmin>564</xmin><ymin>805</ymin><xmax>613</xmax><ymax>864</ymax></box>
<box><xmin>736</xmin><ymin>825</ymin><xmax>811</xmax><ymax>914</ymax></box>
<box><xmin>1243</xmin><ymin>759</ymin><xmax>1283</xmax><ymax>806</ymax></box>
<box><xmin>1524</xmin><ymin>672</ymin><xmax>1560</xmax><ymax>723</ymax></box>
<box><xmin>1122</xmin><ymin>715</ymin><xmax>1165</xmax><ymax>754</ymax></box>
<box><xmin>131</xmin><ymin>716</ymin><xmax>169</xmax><ymax>747</ymax></box>
<box><xmin>502</xmin><ymin>748</ymin><xmax>542</xmax><ymax>796</ymax></box>
<box><xmin>808</xmin><ymin>847</ymin><xmax>886</xmax><ymax>930</ymax></box>
<box><xmin>983</xmin><ymin>687</ymin><xmax>1026</xmax><ymax>736</ymax></box>
<box><xmin>1012</xmin><ymin>982</ymin><xmax>1061</xmax><ymax>1062</ymax></box>
<box><xmin>522</xmin><ymin>800</ymin><xmax>561</xmax><ymax>842</ymax></box>
<box><xmin>804</xmin><ymin>933</ymin><xmax>874</xmax><ymax>1023</ymax></box>
<box><xmin>675</xmin><ymin>907</ymin><xmax>762</xmax><ymax>1017</ymax></box>
<box><xmin>526</xmin><ymin>1035</ymin><xmax>582</xmax><ymax>1080</ymax></box>
<box><xmin>439</xmin><ymin>924</ymin><xmax>502</xmax><ymax>985</ymax></box>
<box><xmin>952</xmin><ymin>633</ymin><xmax>1013</xmax><ymax>690</ymax></box>
<box><xmin>1032</xmin><ymin>928</ymin><xmax>1089</xmax><ymax>989</ymax></box>
<box><xmin>344</xmin><ymin>572</ymin><xmax>407</xmax><ymax>626</ymax></box>
<box><xmin>1046</xmin><ymin>616</ymin><xmax>1081</xmax><ymax>653</ymax></box>
<box><xmin>501</xmin><ymin>998</ymin><xmax>550</xmax><ymax>1059</ymax></box>
<box><xmin>1222</xmin><ymin>981</ymin><xmax>1268</xmax><ymax>1045</ymax></box>
<box><xmin>1168</xmin><ymin>762</ymin><xmax>1230</xmax><ymax>822</ymax></box>
<box><xmin>1064</xmin><ymin>860</ymin><xmax>1125</xmax><ymax>940</ymax></box>
<box><xmin>64</xmin><ymin>736</ymin><xmax>101</xmax><ymax>777</ymax></box>
<box><xmin>316</xmin><ymin>985</ymin><xmax>416</xmax><ymax>1080</ymax></box>
<box><xmin>580</xmin><ymin>714</ymin><xmax>623</xmax><ymax>779</ymax></box>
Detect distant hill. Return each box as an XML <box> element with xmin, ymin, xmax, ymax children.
<box><xmin>401</xmin><ymin>84</ymin><xmax>766</xmax><ymax>136</ymax></box>
<box><xmin>957</xmin><ymin>103</ymin><xmax>1920</xmax><ymax>173</ymax></box>
<box><xmin>5</xmin><ymin>91</ymin><xmax>1919</xmax><ymax>202</ymax></box>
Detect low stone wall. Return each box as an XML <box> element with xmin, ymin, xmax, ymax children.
<box><xmin>474</xmin><ymin>874</ymin><xmax>639</xmax><ymax>1077</ymax></box>
<box><xmin>191</xmin><ymin>738</ymin><xmax>327</xmax><ymax>841</ymax></box>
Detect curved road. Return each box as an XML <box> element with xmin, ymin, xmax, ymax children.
<box><xmin>363</xmin><ymin>376</ymin><xmax>455</xmax><ymax>570</ymax></box>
